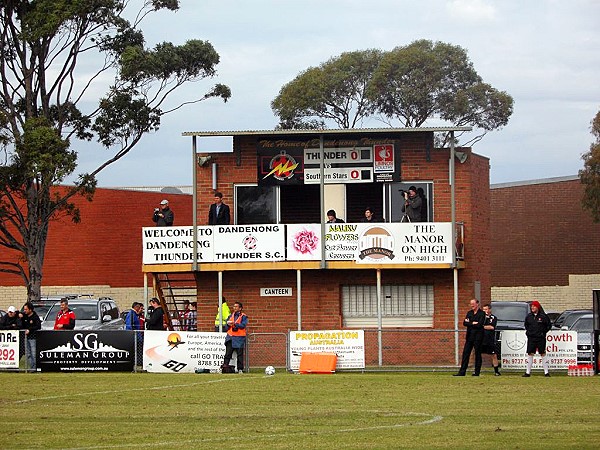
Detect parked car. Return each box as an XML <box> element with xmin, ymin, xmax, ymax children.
<box><xmin>554</xmin><ymin>309</ymin><xmax>593</xmax><ymax>329</ymax></box>
<box><xmin>569</xmin><ymin>314</ymin><xmax>593</xmax><ymax>364</ymax></box>
<box><xmin>490</xmin><ymin>301</ymin><xmax>531</xmax><ymax>356</ymax></box>
<box><xmin>35</xmin><ymin>294</ymin><xmax>95</xmax><ymax>324</ymax></box>
<box><xmin>41</xmin><ymin>297</ymin><xmax>125</xmax><ymax>330</ymax></box>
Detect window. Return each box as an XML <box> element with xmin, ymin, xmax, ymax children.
<box><xmin>235</xmin><ymin>185</ymin><xmax>278</xmax><ymax>224</ymax></box>
<box><xmin>342</xmin><ymin>284</ymin><xmax>434</xmax><ymax>327</ymax></box>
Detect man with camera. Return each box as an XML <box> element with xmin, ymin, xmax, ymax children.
<box><xmin>152</xmin><ymin>199</ymin><xmax>174</xmax><ymax>226</ymax></box>
<box><xmin>401</xmin><ymin>186</ymin><xmax>423</xmax><ymax>222</ymax></box>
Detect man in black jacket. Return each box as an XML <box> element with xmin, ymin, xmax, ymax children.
<box><xmin>153</xmin><ymin>199</ymin><xmax>174</xmax><ymax>226</ymax></box>
<box><xmin>0</xmin><ymin>305</ymin><xmax>21</xmax><ymax>330</ymax></box>
<box><xmin>454</xmin><ymin>299</ymin><xmax>486</xmax><ymax>376</ymax></box>
<box><xmin>20</xmin><ymin>302</ymin><xmax>41</xmax><ymax>371</ymax></box>
<box><xmin>523</xmin><ymin>300</ymin><xmax>552</xmax><ymax>377</ymax></box>
<box><xmin>208</xmin><ymin>192</ymin><xmax>230</xmax><ymax>225</ymax></box>
<box><xmin>146</xmin><ymin>298</ymin><xmax>164</xmax><ymax>330</ymax></box>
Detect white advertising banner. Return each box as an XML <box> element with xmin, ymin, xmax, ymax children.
<box><xmin>0</xmin><ymin>330</ymin><xmax>19</xmax><ymax>369</ymax></box>
<box><xmin>212</xmin><ymin>225</ymin><xmax>285</xmax><ymax>262</ymax></box>
<box><xmin>143</xmin><ymin>223</ymin><xmax>453</xmax><ymax>265</ymax></box>
<box><xmin>355</xmin><ymin>222</ymin><xmax>453</xmax><ymax>264</ymax></box>
<box><xmin>143</xmin><ymin>331</ymin><xmax>227</xmax><ymax>373</ymax></box>
<box><xmin>142</xmin><ymin>226</ymin><xmax>213</xmax><ymax>264</ymax></box>
<box><xmin>289</xmin><ymin>330</ymin><xmax>365</xmax><ymax>371</ymax></box>
<box><xmin>500</xmin><ymin>330</ymin><xmax>578</xmax><ymax>369</ymax></box>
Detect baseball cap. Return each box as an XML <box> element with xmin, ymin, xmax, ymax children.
<box><xmin>160</xmin><ymin>199</ymin><xmax>168</xmax><ymax>205</ymax></box>
<box><xmin>7</xmin><ymin>306</ymin><xmax>17</xmax><ymax>313</ymax></box>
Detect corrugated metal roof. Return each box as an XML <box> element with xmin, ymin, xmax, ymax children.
<box><xmin>182</xmin><ymin>126</ymin><xmax>472</xmax><ymax>137</ymax></box>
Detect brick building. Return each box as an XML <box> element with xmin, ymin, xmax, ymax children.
<box><xmin>142</xmin><ymin>128</ymin><xmax>491</xmax><ymax>366</ymax></box>
<box><xmin>491</xmin><ymin>175</ymin><xmax>600</xmax><ymax>310</ymax></box>
<box><xmin>0</xmin><ymin>187</ymin><xmax>192</xmax><ymax>308</ymax></box>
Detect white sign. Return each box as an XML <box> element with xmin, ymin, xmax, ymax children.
<box><xmin>142</xmin><ymin>226</ymin><xmax>213</xmax><ymax>264</ymax></box>
<box><xmin>143</xmin><ymin>223</ymin><xmax>454</xmax><ymax>265</ymax></box>
<box><xmin>289</xmin><ymin>330</ymin><xmax>365</xmax><ymax>371</ymax></box>
<box><xmin>212</xmin><ymin>225</ymin><xmax>285</xmax><ymax>262</ymax></box>
<box><xmin>260</xmin><ymin>288</ymin><xmax>293</xmax><ymax>296</ymax></box>
<box><xmin>0</xmin><ymin>331</ymin><xmax>19</xmax><ymax>369</ymax></box>
<box><xmin>501</xmin><ymin>330</ymin><xmax>578</xmax><ymax>369</ymax></box>
<box><xmin>143</xmin><ymin>331</ymin><xmax>227</xmax><ymax>373</ymax></box>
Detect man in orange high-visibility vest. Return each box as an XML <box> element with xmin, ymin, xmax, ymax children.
<box><xmin>223</xmin><ymin>302</ymin><xmax>248</xmax><ymax>373</ymax></box>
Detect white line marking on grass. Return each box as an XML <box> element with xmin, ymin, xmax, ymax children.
<box><xmin>12</xmin><ymin>376</ymin><xmax>256</xmax><ymax>404</ymax></box>
<box><xmin>58</xmin><ymin>412</ymin><xmax>443</xmax><ymax>450</ymax></box>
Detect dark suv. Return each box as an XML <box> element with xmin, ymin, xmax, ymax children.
<box><xmin>41</xmin><ymin>297</ymin><xmax>125</xmax><ymax>330</ymax></box>
<box><xmin>490</xmin><ymin>301</ymin><xmax>531</xmax><ymax>356</ymax></box>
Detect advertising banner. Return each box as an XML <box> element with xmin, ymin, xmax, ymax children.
<box><xmin>501</xmin><ymin>330</ymin><xmax>578</xmax><ymax>369</ymax></box>
<box><xmin>212</xmin><ymin>225</ymin><xmax>285</xmax><ymax>262</ymax></box>
<box><xmin>289</xmin><ymin>330</ymin><xmax>365</xmax><ymax>371</ymax></box>
<box><xmin>37</xmin><ymin>330</ymin><xmax>135</xmax><ymax>372</ymax></box>
<box><xmin>0</xmin><ymin>330</ymin><xmax>20</xmax><ymax>369</ymax></box>
<box><xmin>142</xmin><ymin>226</ymin><xmax>213</xmax><ymax>264</ymax></box>
<box><xmin>143</xmin><ymin>331</ymin><xmax>227</xmax><ymax>373</ymax></box>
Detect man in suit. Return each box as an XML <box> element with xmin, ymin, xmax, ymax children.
<box><xmin>208</xmin><ymin>192</ymin><xmax>230</xmax><ymax>225</ymax></box>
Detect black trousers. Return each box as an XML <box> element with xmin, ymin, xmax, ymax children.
<box><xmin>224</xmin><ymin>340</ymin><xmax>244</xmax><ymax>371</ymax></box>
<box><xmin>458</xmin><ymin>335</ymin><xmax>483</xmax><ymax>375</ymax></box>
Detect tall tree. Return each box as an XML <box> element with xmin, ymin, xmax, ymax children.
<box><xmin>580</xmin><ymin>109</ymin><xmax>600</xmax><ymax>222</ymax></box>
<box><xmin>368</xmin><ymin>40</ymin><xmax>513</xmax><ymax>145</ymax></box>
<box><xmin>271</xmin><ymin>49</ymin><xmax>383</xmax><ymax>129</ymax></box>
<box><xmin>0</xmin><ymin>0</ymin><xmax>231</xmax><ymax>301</ymax></box>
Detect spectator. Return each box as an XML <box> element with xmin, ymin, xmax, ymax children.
<box><xmin>454</xmin><ymin>299</ymin><xmax>485</xmax><ymax>376</ymax></box>
<box><xmin>20</xmin><ymin>302</ymin><xmax>41</xmax><ymax>371</ymax></box>
<box><xmin>125</xmin><ymin>302</ymin><xmax>142</xmax><ymax>330</ymax></box>
<box><xmin>326</xmin><ymin>209</ymin><xmax>345</xmax><ymax>223</ymax></box>
<box><xmin>146</xmin><ymin>298</ymin><xmax>164</xmax><ymax>330</ymax></box>
<box><xmin>523</xmin><ymin>300</ymin><xmax>552</xmax><ymax>377</ymax></box>
<box><xmin>54</xmin><ymin>299</ymin><xmax>76</xmax><ymax>330</ymax></box>
<box><xmin>187</xmin><ymin>302</ymin><xmax>197</xmax><ymax>332</ymax></box>
<box><xmin>179</xmin><ymin>300</ymin><xmax>190</xmax><ymax>330</ymax></box>
<box><xmin>152</xmin><ymin>199</ymin><xmax>174</xmax><ymax>226</ymax></box>
<box><xmin>401</xmin><ymin>186</ymin><xmax>423</xmax><ymax>222</ymax></box>
<box><xmin>223</xmin><ymin>301</ymin><xmax>248</xmax><ymax>373</ymax></box>
<box><xmin>208</xmin><ymin>192</ymin><xmax>231</xmax><ymax>225</ymax></box>
<box><xmin>215</xmin><ymin>298</ymin><xmax>231</xmax><ymax>332</ymax></box>
<box><xmin>360</xmin><ymin>206</ymin><xmax>381</xmax><ymax>223</ymax></box>
<box><xmin>0</xmin><ymin>305</ymin><xmax>22</xmax><ymax>330</ymax></box>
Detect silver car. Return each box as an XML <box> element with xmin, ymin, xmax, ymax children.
<box><xmin>42</xmin><ymin>297</ymin><xmax>125</xmax><ymax>330</ymax></box>
<box><xmin>569</xmin><ymin>314</ymin><xmax>593</xmax><ymax>364</ymax></box>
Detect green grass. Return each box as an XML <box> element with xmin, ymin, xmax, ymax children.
<box><xmin>1</xmin><ymin>370</ymin><xmax>599</xmax><ymax>449</ymax></box>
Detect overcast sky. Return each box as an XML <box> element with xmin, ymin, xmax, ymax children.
<box><xmin>75</xmin><ymin>0</ymin><xmax>600</xmax><ymax>188</ymax></box>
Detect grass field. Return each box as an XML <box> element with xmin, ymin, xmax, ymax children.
<box><xmin>1</xmin><ymin>370</ymin><xmax>599</xmax><ymax>449</ymax></box>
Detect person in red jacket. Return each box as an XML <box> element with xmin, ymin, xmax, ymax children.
<box><xmin>54</xmin><ymin>299</ymin><xmax>76</xmax><ymax>330</ymax></box>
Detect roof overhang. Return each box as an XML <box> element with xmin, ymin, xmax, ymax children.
<box><xmin>182</xmin><ymin>126</ymin><xmax>472</xmax><ymax>137</ymax></box>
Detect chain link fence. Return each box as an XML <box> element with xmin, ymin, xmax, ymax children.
<box><xmin>2</xmin><ymin>329</ymin><xmax>501</xmax><ymax>373</ymax></box>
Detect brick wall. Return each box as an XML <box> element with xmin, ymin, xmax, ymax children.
<box><xmin>0</xmin><ymin>187</ymin><xmax>192</xmax><ymax>307</ymax></box>
<box><xmin>491</xmin><ymin>178</ymin><xmax>600</xmax><ymax>287</ymax></box>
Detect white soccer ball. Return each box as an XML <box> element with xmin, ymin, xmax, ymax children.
<box><xmin>265</xmin><ymin>365</ymin><xmax>275</xmax><ymax>376</ymax></box>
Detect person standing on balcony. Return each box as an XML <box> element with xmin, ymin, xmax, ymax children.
<box><xmin>361</xmin><ymin>206</ymin><xmax>381</xmax><ymax>223</ymax></box>
<box><xmin>326</xmin><ymin>209</ymin><xmax>345</xmax><ymax>223</ymax></box>
<box><xmin>454</xmin><ymin>299</ymin><xmax>485</xmax><ymax>376</ymax></box>
<box><xmin>152</xmin><ymin>199</ymin><xmax>174</xmax><ymax>226</ymax></box>
<box><xmin>208</xmin><ymin>192</ymin><xmax>230</xmax><ymax>225</ymax></box>
<box><xmin>401</xmin><ymin>186</ymin><xmax>423</xmax><ymax>222</ymax></box>
<box><xmin>223</xmin><ymin>302</ymin><xmax>248</xmax><ymax>373</ymax></box>
<box><xmin>481</xmin><ymin>303</ymin><xmax>501</xmax><ymax>376</ymax></box>
<box><xmin>523</xmin><ymin>300</ymin><xmax>552</xmax><ymax>377</ymax></box>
